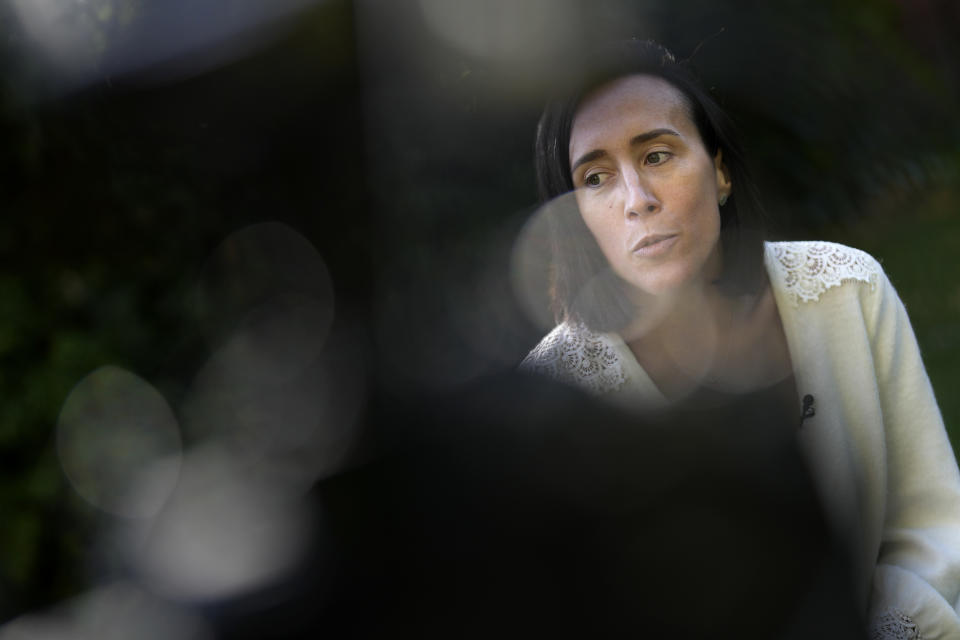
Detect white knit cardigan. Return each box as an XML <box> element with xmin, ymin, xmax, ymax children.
<box><xmin>521</xmin><ymin>241</ymin><xmax>960</xmax><ymax>639</ymax></box>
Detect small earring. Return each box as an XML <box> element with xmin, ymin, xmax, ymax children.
<box><xmin>719</xmin><ymin>194</ymin><xmax>728</xmax><ymax>206</ymax></box>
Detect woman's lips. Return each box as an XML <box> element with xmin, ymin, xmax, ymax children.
<box><xmin>631</xmin><ymin>233</ymin><xmax>678</xmax><ymax>257</ymax></box>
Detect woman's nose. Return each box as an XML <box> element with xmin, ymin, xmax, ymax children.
<box><xmin>622</xmin><ymin>170</ymin><xmax>660</xmax><ymax>218</ymax></box>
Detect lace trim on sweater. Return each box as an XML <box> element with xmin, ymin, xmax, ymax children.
<box><xmin>521</xmin><ymin>242</ymin><xmax>882</xmax><ymax>394</ymax></box>
<box><xmin>869</xmin><ymin>609</ymin><xmax>922</xmax><ymax>640</ymax></box>
<box><xmin>768</xmin><ymin>241</ymin><xmax>880</xmax><ymax>306</ymax></box>
<box><xmin>519</xmin><ymin>323</ymin><xmax>626</xmax><ymax>395</ymax></box>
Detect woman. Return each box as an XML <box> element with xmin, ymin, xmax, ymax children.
<box><xmin>520</xmin><ymin>40</ymin><xmax>960</xmax><ymax>639</ymax></box>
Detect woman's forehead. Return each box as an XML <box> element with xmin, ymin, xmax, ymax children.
<box><xmin>569</xmin><ymin>75</ymin><xmax>693</xmax><ymax>154</ymax></box>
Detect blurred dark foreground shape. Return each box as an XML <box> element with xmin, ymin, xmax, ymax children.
<box><xmin>211</xmin><ymin>371</ymin><xmax>866</xmax><ymax>639</ymax></box>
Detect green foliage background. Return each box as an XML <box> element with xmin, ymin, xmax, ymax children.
<box><xmin>0</xmin><ymin>0</ymin><xmax>363</xmax><ymax>619</ymax></box>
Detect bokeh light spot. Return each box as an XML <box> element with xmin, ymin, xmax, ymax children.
<box><xmin>127</xmin><ymin>446</ymin><xmax>311</xmax><ymax>602</ymax></box>
<box><xmin>510</xmin><ymin>194</ymin><xmax>576</xmax><ymax>331</ymax></box>
<box><xmin>195</xmin><ymin>222</ymin><xmax>335</xmax><ymax>355</ymax></box>
<box><xmin>0</xmin><ymin>581</ymin><xmax>212</xmax><ymax>640</ymax></box>
<box><xmin>56</xmin><ymin>366</ymin><xmax>182</xmax><ymax>519</ymax></box>
<box><xmin>417</xmin><ymin>0</ymin><xmax>579</xmax><ymax>62</ymax></box>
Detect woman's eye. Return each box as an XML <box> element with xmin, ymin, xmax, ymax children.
<box><xmin>646</xmin><ymin>151</ymin><xmax>670</xmax><ymax>165</ymax></box>
<box><xmin>584</xmin><ymin>173</ymin><xmax>604</xmax><ymax>187</ymax></box>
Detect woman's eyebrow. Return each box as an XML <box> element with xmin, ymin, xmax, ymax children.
<box><xmin>571</xmin><ymin>128</ymin><xmax>680</xmax><ymax>172</ymax></box>
<box><xmin>571</xmin><ymin>149</ymin><xmax>608</xmax><ymax>173</ymax></box>
<box><xmin>630</xmin><ymin>128</ymin><xmax>680</xmax><ymax>147</ymax></box>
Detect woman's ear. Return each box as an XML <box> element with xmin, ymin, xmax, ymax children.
<box><xmin>714</xmin><ymin>149</ymin><xmax>732</xmax><ymax>201</ymax></box>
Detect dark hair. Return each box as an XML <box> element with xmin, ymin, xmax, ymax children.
<box><xmin>534</xmin><ymin>39</ymin><xmax>766</xmax><ymax>331</ymax></box>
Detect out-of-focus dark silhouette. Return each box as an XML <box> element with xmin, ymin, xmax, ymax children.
<box><xmin>210</xmin><ymin>372</ymin><xmax>865</xmax><ymax>639</ymax></box>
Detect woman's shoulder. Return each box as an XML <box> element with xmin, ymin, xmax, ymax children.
<box><xmin>763</xmin><ymin>240</ymin><xmax>884</xmax><ymax>306</ymax></box>
<box><xmin>519</xmin><ymin>322</ymin><xmax>627</xmax><ymax>395</ymax></box>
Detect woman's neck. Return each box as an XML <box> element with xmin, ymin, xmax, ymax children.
<box><xmin>621</xmin><ymin>279</ymin><xmax>792</xmax><ymax>401</ymax></box>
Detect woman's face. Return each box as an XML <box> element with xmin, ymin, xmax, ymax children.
<box><xmin>568</xmin><ymin>74</ymin><xmax>731</xmax><ymax>298</ymax></box>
